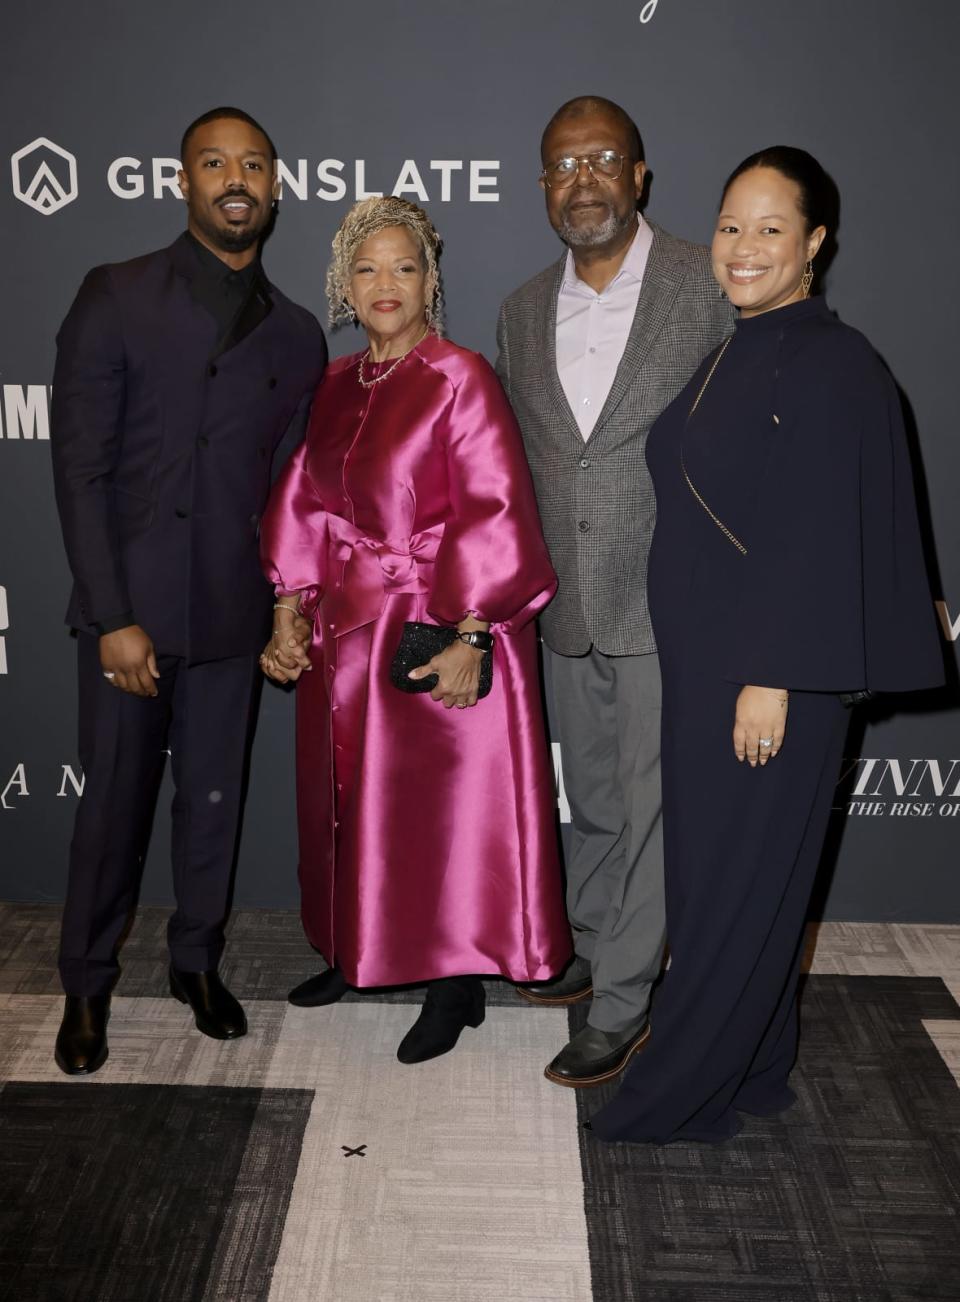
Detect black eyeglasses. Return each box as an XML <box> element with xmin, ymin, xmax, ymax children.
<box><xmin>540</xmin><ymin>151</ymin><xmax>628</xmax><ymax>189</ymax></box>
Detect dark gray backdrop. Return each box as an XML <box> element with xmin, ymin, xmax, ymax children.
<box><xmin>1</xmin><ymin>0</ymin><xmax>957</xmax><ymax>921</ymax></box>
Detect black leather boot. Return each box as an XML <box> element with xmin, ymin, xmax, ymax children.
<box><xmin>288</xmin><ymin>966</ymin><xmax>352</xmax><ymax>1007</ymax></box>
<box><xmin>54</xmin><ymin>995</ymin><xmax>110</xmax><ymax>1075</ymax></box>
<box><xmin>544</xmin><ymin>1022</ymin><xmax>650</xmax><ymax>1087</ymax></box>
<box><xmin>396</xmin><ymin>977</ymin><xmax>485</xmax><ymax>1064</ymax></box>
<box><xmin>169</xmin><ymin>967</ymin><xmax>247</xmax><ymax>1039</ymax></box>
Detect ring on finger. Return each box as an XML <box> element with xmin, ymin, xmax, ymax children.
<box><xmin>759</xmin><ymin>737</ymin><xmax>773</xmax><ymax>748</ymax></box>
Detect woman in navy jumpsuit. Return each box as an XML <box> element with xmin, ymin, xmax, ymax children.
<box><xmin>591</xmin><ymin>148</ymin><xmax>943</xmax><ymax>1144</ymax></box>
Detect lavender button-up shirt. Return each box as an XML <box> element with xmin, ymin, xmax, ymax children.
<box><xmin>556</xmin><ymin>217</ymin><xmax>653</xmax><ymax>440</ymax></box>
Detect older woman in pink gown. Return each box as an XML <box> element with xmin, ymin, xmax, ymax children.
<box><xmin>259</xmin><ymin>197</ymin><xmax>570</xmax><ymax>1063</ymax></box>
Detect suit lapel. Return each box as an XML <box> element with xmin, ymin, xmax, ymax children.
<box><xmin>538</xmin><ymin>256</ymin><xmax>584</xmax><ymax>447</ymax></box>
<box><xmin>165</xmin><ymin>235</ymin><xmax>221</xmax><ymax>366</ymax></box>
<box><xmin>588</xmin><ymin>222</ymin><xmax>685</xmax><ymax>442</ymax></box>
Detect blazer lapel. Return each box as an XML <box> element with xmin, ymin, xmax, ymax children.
<box><xmin>588</xmin><ymin>222</ymin><xmax>685</xmax><ymax>440</ymax></box>
<box><xmin>538</xmin><ymin>256</ymin><xmax>584</xmax><ymax>447</ymax></box>
<box><xmin>211</xmin><ymin>269</ymin><xmax>274</xmax><ymax>361</ymax></box>
<box><xmin>165</xmin><ymin>235</ymin><xmax>221</xmax><ymax>366</ymax></box>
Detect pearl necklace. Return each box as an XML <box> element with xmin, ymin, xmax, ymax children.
<box><xmin>357</xmin><ymin>329</ymin><xmax>429</xmax><ymax>389</ymax></box>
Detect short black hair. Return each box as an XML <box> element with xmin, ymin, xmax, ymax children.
<box><xmin>541</xmin><ymin>96</ymin><xmax>644</xmax><ymax>164</ymax></box>
<box><xmin>720</xmin><ymin>146</ymin><xmax>836</xmax><ymax>234</ymax></box>
<box><xmin>180</xmin><ymin>107</ymin><xmax>276</xmax><ymax>163</ymax></box>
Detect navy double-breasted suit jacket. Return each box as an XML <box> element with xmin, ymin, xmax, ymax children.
<box><xmin>51</xmin><ymin>232</ymin><xmax>327</xmax><ymax>663</ymax></box>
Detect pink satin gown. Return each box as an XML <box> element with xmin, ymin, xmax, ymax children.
<box><xmin>260</xmin><ymin>334</ymin><xmax>571</xmax><ymax>987</ymax></box>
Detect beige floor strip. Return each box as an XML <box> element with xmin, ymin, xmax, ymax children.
<box><xmin>265</xmin><ymin>1003</ymin><xmax>591</xmax><ymax>1302</ymax></box>
<box><xmin>0</xmin><ymin>995</ymin><xmax>591</xmax><ymax>1302</ymax></box>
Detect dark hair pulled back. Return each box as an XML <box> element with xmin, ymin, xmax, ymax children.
<box><xmin>720</xmin><ymin>146</ymin><xmax>833</xmax><ymax>234</ymax></box>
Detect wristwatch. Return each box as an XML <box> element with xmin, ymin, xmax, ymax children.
<box><xmin>455</xmin><ymin>629</ymin><xmax>495</xmax><ymax>653</ymax></box>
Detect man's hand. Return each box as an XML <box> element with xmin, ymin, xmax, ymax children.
<box><xmin>99</xmin><ymin>625</ymin><xmax>160</xmax><ymax>698</ymax></box>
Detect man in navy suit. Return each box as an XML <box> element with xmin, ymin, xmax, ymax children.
<box><xmin>50</xmin><ymin>107</ymin><xmax>326</xmax><ymax>1074</ymax></box>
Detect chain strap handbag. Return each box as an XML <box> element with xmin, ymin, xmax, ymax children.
<box><xmin>680</xmin><ymin>336</ymin><xmax>748</xmax><ymax>555</ymax></box>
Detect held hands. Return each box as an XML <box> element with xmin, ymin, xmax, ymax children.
<box><xmin>408</xmin><ymin>639</ymin><xmax>484</xmax><ymax>708</ymax></box>
<box><xmin>733</xmin><ymin>685</ymin><xmax>788</xmax><ymax>767</ymax></box>
<box><xmin>100</xmin><ymin>625</ymin><xmax>160</xmax><ymax>697</ymax></box>
<box><xmin>259</xmin><ymin>605</ymin><xmax>313</xmax><ymax>684</ymax></box>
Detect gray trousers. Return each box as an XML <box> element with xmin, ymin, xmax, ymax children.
<box><xmin>546</xmin><ymin>645</ymin><xmax>666</xmax><ymax>1033</ymax></box>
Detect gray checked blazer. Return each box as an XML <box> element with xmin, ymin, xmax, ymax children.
<box><xmin>496</xmin><ymin>221</ymin><xmax>733</xmax><ymax>656</ymax></box>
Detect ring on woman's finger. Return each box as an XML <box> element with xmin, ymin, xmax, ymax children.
<box><xmin>759</xmin><ymin>737</ymin><xmax>773</xmax><ymax>748</ymax></box>
<box><xmin>103</xmin><ymin>671</ymin><xmax>116</xmax><ymax>680</ymax></box>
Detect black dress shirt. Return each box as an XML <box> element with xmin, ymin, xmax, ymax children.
<box><xmin>183</xmin><ymin>231</ymin><xmax>262</xmax><ymax>341</ymax></box>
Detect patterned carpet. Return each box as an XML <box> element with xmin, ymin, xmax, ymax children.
<box><xmin>1</xmin><ymin>1083</ymin><xmax>312</xmax><ymax>1302</ymax></box>
<box><xmin>0</xmin><ymin>906</ymin><xmax>958</xmax><ymax>1302</ymax></box>
<box><xmin>573</xmin><ymin>977</ymin><xmax>960</xmax><ymax>1301</ymax></box>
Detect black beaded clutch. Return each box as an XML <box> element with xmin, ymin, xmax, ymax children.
<box><xmin>389</xmin><ymin>621</ymin><xmax>493</xmax><ymax>698</ymax></box>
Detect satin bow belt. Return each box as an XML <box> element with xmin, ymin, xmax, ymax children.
<box><xmin>322</xmin><ymin>515</ymin><xmax>444</xmax><ymax>637</ymax></box>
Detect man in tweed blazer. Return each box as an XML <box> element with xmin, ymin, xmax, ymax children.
<box><xmin>497</xmin><ymin>96</ymin><xmax>731</xmax><ymax>1087</ymax></box>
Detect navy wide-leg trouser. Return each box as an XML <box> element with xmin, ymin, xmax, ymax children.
<box><xmin>592</xmin><ymin>672</ymin><xmax>848</xmax><ymax>1144</ymax></box>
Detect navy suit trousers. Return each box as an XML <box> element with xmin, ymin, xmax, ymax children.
<box><xmin>58</xmin><ymin>633</ymin><xmax>260</xmax><ymax>995</ymax></box>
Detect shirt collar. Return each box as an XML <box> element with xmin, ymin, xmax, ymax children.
<box><xmin>185</xmin><ymin>230</ymin><xmax>261</xmax><ymax>286</ymax></box>
<box><xmin>562</xmin><ymin>215</ymin><xmax>650</xmax><ymax>292</ymax></box>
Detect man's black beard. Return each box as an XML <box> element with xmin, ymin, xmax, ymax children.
<box><xmin>193</xmin><ymin>205</ymin><xmax>267</xmax><ymax>254</ymax></box>
<box><xmin>216</xmin><ymin>226</ymin><xmax>262</xmax><ymax>252</ymax></box>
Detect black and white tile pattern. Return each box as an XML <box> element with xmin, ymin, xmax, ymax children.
<box><xmin>0</xmin><ymin>906</ymin><xmax>957</xmax><ymax>1301</ymax></box>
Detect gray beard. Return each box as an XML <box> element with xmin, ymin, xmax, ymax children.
<box><xmin>557</xmin><ymin>204</ymin><xmax>633</xmax><ymax>249</ymax></box>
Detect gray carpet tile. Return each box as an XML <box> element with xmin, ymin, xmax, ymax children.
<box><xmin>0</xmin><ymin>1082</ymin><xmax>312</xmax><ymax>1302</ymax></box>
<box><xmin>201</xmin><ymin>1089</ymin><xmax>316</xmax><ymax>1302</ymax></box>
<box><xmin>573</xmin><ymin>976</ymin><xmax>960</xmax><ymax>1302</ymax></box>
<box><xmin>0</xmin><ymin>904</ymin><xmax>318</xmax><ymax>1001</ymax></box>
<box><xmin>0</xmin><ymin>904</ymin><xmax>549</xmax><ymax>1007</ymax></box>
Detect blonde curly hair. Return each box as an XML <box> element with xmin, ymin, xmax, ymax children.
<box><xmin>326</xmin><ymin>196</ymin><xmax>445</xmax><ymax>334</ymax></box>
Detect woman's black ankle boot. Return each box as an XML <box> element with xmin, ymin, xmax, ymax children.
<box><xmin>288</xmin><ymin>966</ymin><xmax>351</xmax><ymax>1007</ymax></box>
<box><xmin>396</xmin><ymin>977</ymin><xmax>485</xmax><ymax>1064</ymax></box>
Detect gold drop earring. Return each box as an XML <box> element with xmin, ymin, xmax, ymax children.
<box><xmin>800</xmin><ymin>259</ymin><xmax>814</xmax><ymax>298</ymax></box>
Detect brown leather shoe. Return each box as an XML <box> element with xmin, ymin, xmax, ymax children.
<box><xmin>544</xmin><ymin>1022</ymin><xmax>650</xmax><ymax>1088</ymax></box>
<box><xmin>516</xmin><ymin>955</ymin><xmax>593</xmax><ymax>1006</ymax></box>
